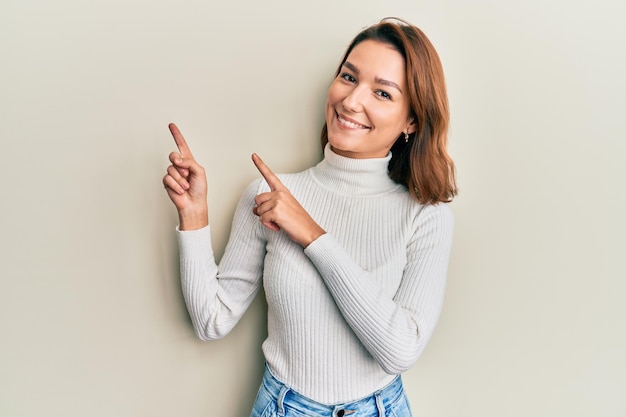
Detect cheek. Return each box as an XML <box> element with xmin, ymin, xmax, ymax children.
<box><xmin>325</xmin><ymin>99</ymin><xmax>333</xmax><ymax>125</ymax></box>
<box><xmin>326</xmin><ymin>80</ymin><xmax>346</xmax><ymax>106</ymax></box>
<box><xmin>325</xmin><ymin>89</ymin><xmax>342</xmax><ymax>124</ymax></box>
<box><xmin>377</xmin><ymin>107</ymin><xmax>410</xmax><ymax>130</ymax></box>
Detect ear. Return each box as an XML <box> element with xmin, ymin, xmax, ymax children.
<box><xmin>406</xmin><ymin>117</ymin><xmax>417</xmax><ymax>135</ymax></box>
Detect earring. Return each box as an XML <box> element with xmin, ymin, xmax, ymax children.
<box><xmin>404</xmin><ymin>132</ymin><xmax>409</xmax><ymax>143</ymax></box>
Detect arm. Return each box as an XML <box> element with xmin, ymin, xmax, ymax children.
<box><xmin>163</xmin><ymin>123</ymin><xmax>266</xmax><ymax>340</ymax></box>
<box><xmin>246</xmin><ymin>152</ymin><xmax>453</xmax><ymax>372</ymax></box>
<box><xmin>177</xmin><ymin>180</ymin><xmax>267</xmax><ymax>340</ymax></box>
<box><xmin>304</xmin><ymin>204</ymin><xmax>454</xmax><ymax>374</ymax></box>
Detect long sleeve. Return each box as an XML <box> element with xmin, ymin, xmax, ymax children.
<box><xmin>304</xmin><ymin>203</ymin><xmax>454</xmax><ymax>374</ymax></box>
<box><xmin>174</xmin><ymin>144</ymin><xmax>454</xmax><ymax>404</ymax></box>
<box><xmin>177</xmin><ymin>180</ymin><xmax>266</xmax><ymax>340</ymax></box>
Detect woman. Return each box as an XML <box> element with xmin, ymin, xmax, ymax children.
<box><xmin>163</xmin><ymin>18</ymin><xmax>457</xmax><ymax>417</ymax></box>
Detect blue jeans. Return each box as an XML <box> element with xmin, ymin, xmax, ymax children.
<box><xmin>250</xmin><ymin>365</ymin><xmax>413</xmax><ymax>417</ymax></box>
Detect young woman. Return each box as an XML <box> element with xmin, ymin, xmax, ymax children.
<box><xmin>163</xmin><ymin>18</ymin><xmax>457</xmax><ymax>417</ymax></box>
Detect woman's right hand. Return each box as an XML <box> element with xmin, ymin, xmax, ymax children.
<box><xmin>163</xmin><ymin>123</ymin><xmax>209</xmax><ymax>230</ymax></box>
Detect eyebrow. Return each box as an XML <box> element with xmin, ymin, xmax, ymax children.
<box><xmin>342</xmin><ymin>61</ymin><xmax>404</xmax><ymax>94</ymax></box>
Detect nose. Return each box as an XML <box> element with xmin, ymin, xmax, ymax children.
<box><xmin>342</xmin><ymin>85</ymin><xmax>366</xmax><ymax>113</ymax></box>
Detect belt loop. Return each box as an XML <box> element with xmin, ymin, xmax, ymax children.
<box><xmin>374</xmin><ymin>390</ymin><xmax>386</xmax><ymax>417</ymax></box>
<box><xmin>277</xmin><ymin>384</ymin><xmax>289</xmax><ymax>416</ymax></box>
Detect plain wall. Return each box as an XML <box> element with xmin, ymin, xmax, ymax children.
<box><xmin>1</xmin><ymin>0</ymin><xmax>624</xmax><ymax>416</ymax></box>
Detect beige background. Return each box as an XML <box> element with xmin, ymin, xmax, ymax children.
<box><xmin>1</xmin><ymin>0</ymin><xmax>624</xmax><ymax>416</ymax></box>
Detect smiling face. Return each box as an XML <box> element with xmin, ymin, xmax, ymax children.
<box><xmin>325</xmin><ymin>40</ymin><xmax>415</xmax><ymax>159</ymax></box>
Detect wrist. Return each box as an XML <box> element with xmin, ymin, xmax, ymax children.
<box><xmin>178</xmin><ymin>207</ymin><xmax>209</xmax><ymax>231</ymax></box>
<box><xmin>300</xmin><ymin>226</ymin><xmax>326</xmax><ymax>248</ymax></box>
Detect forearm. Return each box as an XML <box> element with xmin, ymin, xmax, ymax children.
<box><xmin>177</xmin><ymin>225</ymin><xmax>221</xmax><ymax>340</ymax></box>
<box><xmin>304</xmin><ymin>206</ymin><xmax>454</xmax><ymax>374</ymax></box>
<box><xmin>305</xmin><ymin>234</ymin><xmax>428</xmax><ymax>373</ymax></box>
<box><xmin>177</xmin><ymin>180</ymin><xmax>267</xmax><ymax>340</ymax></box>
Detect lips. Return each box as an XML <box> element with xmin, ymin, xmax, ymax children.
<box><xmin>336</xmin><ymin>112</ymin><xmax>370</xmax><ymax>129</ymax></box>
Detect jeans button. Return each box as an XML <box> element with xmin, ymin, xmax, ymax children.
<box><xmin>337</xmin><ymin>410</ymin><xmax>345</xmax><ymax>417</ymax></box>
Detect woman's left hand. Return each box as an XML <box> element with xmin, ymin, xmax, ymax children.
<box><xmin>252</xmin><ymin>154</ymin><xmax>325</xmax><ymax>248</ymax></box>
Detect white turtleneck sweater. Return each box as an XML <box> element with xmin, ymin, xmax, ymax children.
<box><xmin>176</xmin><ymin>145</ymin><xmax>454</xmax><ymax>404</ymax></box>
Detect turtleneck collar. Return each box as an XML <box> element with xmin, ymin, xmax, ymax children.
<box><xmin>309</xmin><ymin>144</ymin><xmax>401</xmax><ymax>196</ymax></box>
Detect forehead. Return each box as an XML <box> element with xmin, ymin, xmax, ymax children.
<box><xmin>344</xmin><ymin>40</ymin><xmax>406</xmax><ymax>82</ymax></box>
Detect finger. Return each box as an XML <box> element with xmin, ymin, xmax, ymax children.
<box><xmin>169</xmin><ymin>151</ymin><xmax>182</xmax><ymax>165</ymax></box>
<box><xmin>168</xmin><ymin>151</ymin><xmax>181</xmax><ymax>160</ymax></box>
<box><xmin>253</xmin><ymin>194</ymin><xmax>275</xmax><ymax>217</ymax></box>
<box><xmin>252</xmin><ymin>195</ymin><xmax>281</xmax><ymax>232</ymax></box>
<box><xmin>163</xmin><ymin>174</ymin><xmax>186</xmax><ymax>195</ymax></box>
<box><xmin>254</xmin><ymin>192</ymin><xmax>272</xmax><ymax>207</ymax></box>
<box><xmin>251</xmin><ymin>153</ymin><xmax>285</xmax><ymax>191</ymax></box>
<box><xmin>167</xmin><ymin>154</ymin><xmax>190</xmax><ymax>180</ymax></box>
<box><xmin>167</xmin><ymin>165</ymin><xmax>190</xmax><ymax>189</ymax></box>
<box><xmin>178</xmin><ymin>167</ymin><xmax>190</xmax><ymax>178</ymax></box>
<box><xmin>169</xmin><ymin>123</ymin><xmax>194</xmax><ymax>158</ymax></box>
<box><xmin>168</xmin><ymin>152</ymin><xmax>197</xmax><ymax>171</ymax></box>
<box><xmin>257</xmin><ymin>210</ymin><xmax>280</xmax><ymax>231</ymax></box>
<box><xmin>261</xmin><ymin>218</ymin><xmax>281</xmax><ymax>232</ymax></box>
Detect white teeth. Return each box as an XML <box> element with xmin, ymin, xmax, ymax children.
<box><xmin>338</xmin><ymin>115</ymin><xmax>367</xmax><ymax>129</ymax></box>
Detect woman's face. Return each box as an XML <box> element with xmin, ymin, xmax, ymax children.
<box><xmin>325</xmin><ymin>40</ymin><xmax>415</xmax><ymax>159</ymax></box>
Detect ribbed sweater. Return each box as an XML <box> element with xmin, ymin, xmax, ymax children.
<box><xmin>176</xmin><ymin>145</ymin><xmax>454</xmax><ymax>404</ymax></box>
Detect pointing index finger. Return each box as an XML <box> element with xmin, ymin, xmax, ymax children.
<box><xmin>168</xmin><ymin>123</ymin><xmax>194</xmax><ymax>158</ymax></box>
<box><xmin>252</xmin><ymin>153</ymin><xmax>285</xmax><ymax>191</ymax></box>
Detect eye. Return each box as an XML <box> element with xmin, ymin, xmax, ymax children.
<box><xmin>376</xmin><ymin>90</ymin><xmax>392</xmax><ymax>100</ymax></box>
<box><xmin>340</xmin><ymin>73</ymin><xmax>356</xmax><ymax>83</ymax></box>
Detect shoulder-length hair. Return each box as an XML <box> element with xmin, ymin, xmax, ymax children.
<box><xmin>320</xmin><ymin>18</ymin><xmax>457</xmax><ymax>204</ymax></box>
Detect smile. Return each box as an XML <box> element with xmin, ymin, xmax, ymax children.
<box><xmin>336</xmin><ymin>113</ymin><xmax>370</xmax><ymax>129</ymax></box>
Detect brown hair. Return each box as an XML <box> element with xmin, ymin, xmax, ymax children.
<box><xmin>321</xmin><ymin>18</ymin><xmax>457</xmax><ymax>204</ymax></box>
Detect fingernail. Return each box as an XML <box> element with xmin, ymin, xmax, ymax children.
<box><xmin>176</xmin><ymin>158</ymin><xmax>183</xmax><ymax>164</ymax></box>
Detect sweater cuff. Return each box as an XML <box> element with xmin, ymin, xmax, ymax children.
<box><xmin>176</xmin><ymin>224</ymin><xmax>214</xmax><ymax>260</ymax></box>
<box><xmin>304</xmin><ymin>233</ymin><xmax>353</xmax><ymax>280</ymax></box>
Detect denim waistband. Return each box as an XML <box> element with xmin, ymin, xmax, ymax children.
<box><xmin>261</xmin><ymin>364</ymin><xmax>405</xmax><ymax>416</ymax></box>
